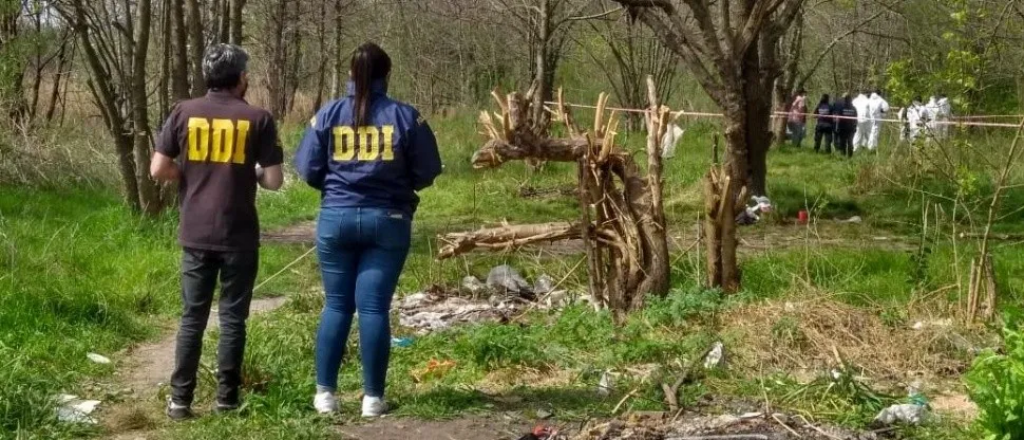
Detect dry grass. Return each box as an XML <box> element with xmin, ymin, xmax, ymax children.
<box><xmin>722</xmin><ymin>293</ymin><xmax>991</xmax><ymax>383</ymax></box>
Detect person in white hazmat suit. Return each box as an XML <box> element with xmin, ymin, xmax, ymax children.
<box><xmin>924</xmin><ymin>96</ymin><xmax>940</xmax><ymax>138</ymax></box>
<box><xmin>865</xmin><ymin>90</ymin><xmax>890</xmax><ymax>150</ymax></box>
<box><xmin>935</xmin><ymin>94</ymin><xmax>952</xmax><ymax>140</ymax></box>
<box><xmin>904</xmin><ymin>96</ymin><xmax>927</xmax><ymax>142</ymax></box>
<box><xmin>851</xmin><ymin>91</ymin><xmax>871</xmax><ymax>151</ymax></box>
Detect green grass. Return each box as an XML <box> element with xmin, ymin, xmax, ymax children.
<box><xmin>2</xmin><ymin>110</ymin><xmax>1022</xmax><ymax>439</ymax></box>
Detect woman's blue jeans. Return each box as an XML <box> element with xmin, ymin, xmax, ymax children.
<box><xmin>314</xmin><ymin>207</ymin><xmax>411</xmax><ymax>397</ymax></box>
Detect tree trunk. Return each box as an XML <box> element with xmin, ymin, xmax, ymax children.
<box><xmin>0</xmin><ymin>2</ymin><xmax>26</xmax><ymax>121</ymax></box>
<box><xmin>229</xmin><ymin>0</ymin><xmax>245</xmax><ymax>44</ymax></box>
<box><xmin>70</xmin><ymin>0</ymin><xmax>141</xmax><ymax>212</ymax></box>
<box><xmin>215</xmin><ymin>0</ymin><xmax>229</xmax><ymax>43</ymax></box>
<box><xmin>131</xmin><ymin>0</ymin><xmax>163</xmax><ymax>216</ymax></box>
<box><xmin>313</xmin><ymin>0</ymin><xmax>327</xmax><ymax>110</ymax></box>
<box><xmin>158</xmin><ymin>0</ymin><xmax>171</xmax><ymax>121</ymax></box>
<box><xmin>171</xmin><ymin>0</ymin><xmax>190</xmax><ymax>100</ymax></box>
<box><xmin>267</xmin><ymin>0</ymin><xmax>287</xmax><ymax>118</ymax></box>
<box><xmin>45</xmin><ymin>40</ymin><xmax>70</xmax><ymax>122</ymax></box>
<box><xmin>187</xmin><ymin>0</ymin><xmax>206</xmax><ymax>96</ymax></box>
<box><xmin>530</xmin><ymin>0</ymin><xmax>550</xmax><ymax>127</ymax></box>
<box><xmin>330</xmin><ymin>0</ymin><xmax>344</xmax><ymax>98</ymax></box>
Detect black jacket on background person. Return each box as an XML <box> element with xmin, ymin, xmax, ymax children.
<box><xmin>833</xmin><ymin>100</ymin><xmax>858</xmax><ymax>134</ymax></box>
<box><xmin>814</xmin><ymin>102</ymin><xmax>834</xmax><ymax>131</ymax></box>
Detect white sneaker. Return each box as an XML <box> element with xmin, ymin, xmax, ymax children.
<box><xmin>313</xmin><ymin>391</ymin><xmax>337</xmax><ymax>414</ymax></box>
<box><xmin>361</xmin><ymin>395</ymin><xmax>388</xmax><ymax>417</ymax></box>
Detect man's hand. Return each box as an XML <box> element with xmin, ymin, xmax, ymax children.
<box><xmin>150</xmin><ymin>152</ymin><xmax>180</xmax><ymax>182</ymax></box>
<box><xmin>257</xmin><ymin>164</ymin><xmax>283</xmax><ymax>191</ymax></box>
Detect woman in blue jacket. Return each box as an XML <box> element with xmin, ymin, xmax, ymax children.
<box><xmin>294</xmin><ymin>42</ymin><xmax>442</xmax><ymax>417</ymax></box>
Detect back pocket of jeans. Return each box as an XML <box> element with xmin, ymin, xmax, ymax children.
<box><xmin>374</xmin><ymin>212</ymin><xmax>412</xmax><ymax>250</ymax></box>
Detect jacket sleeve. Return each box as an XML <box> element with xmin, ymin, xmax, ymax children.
<box><xmin>405</xmin><ymin>111</ymin><xmax>443</xmax><ymax>191</ymax></box>
<box><xmin>294</xmin><ymin>115</ymin><xmax>329</xmax><ymax>190</ymax></box>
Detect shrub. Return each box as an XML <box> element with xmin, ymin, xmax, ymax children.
<box><xmin>966</xmin><ymin>317</ymin><xmax>1024</xmax><ymax>440</ymax></box>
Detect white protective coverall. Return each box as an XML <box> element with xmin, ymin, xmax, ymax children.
<box><xmin>866</xmin><ymin>93</ymin><xmax>890</xmax><ymax>150</ymax></box>
<box><xmin>935</xmin><ymin>97</ymin><xmax>952</xmax><ymax>140</ymax></box>
<box><xmin>905</xmin><ymin>101</ymin><xmax>927</xmax><ymax>142</ymax></box>
<box><xmin>851</xmin><ymin>93</ymin><xmax>871</xmax><ymax>150</ymax></box>
<box><xmin>924</xmin><ymin>97</ymin><xmax>940</xmax><ymax>137</ymax></box>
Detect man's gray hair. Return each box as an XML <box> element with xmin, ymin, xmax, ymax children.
<box><xmin>203</xmin><ymin>44</ymin><xmax>249</xmax><ymax>90</ymax></box>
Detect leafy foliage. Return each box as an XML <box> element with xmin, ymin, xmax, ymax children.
<box><xmin>966</xmin><ymin>315</ymin><xmax>1024</xmax><ymax>440</ymax></box>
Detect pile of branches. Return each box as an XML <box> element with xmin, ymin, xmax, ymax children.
<box><xmin>438</xmin><ymin>78</ymin><xmax>674</xmax><ymax>314</ymax></box>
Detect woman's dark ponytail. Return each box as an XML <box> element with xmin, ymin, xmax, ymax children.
<box><xmin>350</xmin><ymin>42</ymin><xmax>392</xmax><ymax>128</ymax></box>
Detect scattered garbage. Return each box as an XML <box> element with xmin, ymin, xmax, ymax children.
<box><xmin>536</xmin><ymin>409</ymin><xmax>554</xmax><ymax>420</ymax></box>
<box><xmin>797</xmin><ymin>209</ymin><xmax>810</xmax><ymax>225</ymax></box>
<box><xmin>461</xmin><ymin>275</ymin><xmax>487</xmax><ymax>294</ymax></box>
<box><xmin>572</xmin><ymin>410</ymin><xmax>873</xmax><ymax>440</ymax></box>
<box><xmin>735</xmin><ymin>196</ymin><xmax>773</xmax><ymax>225</ymax></box>
<box><xmin>55</xmin><ymin>395</ymin><xmax>101</xmax><ymax>424</ymax></box>
<box><xmin>660</xmin><ymin>124</ymin><xmax>685</xmax><ymax>159</ymax></box>
<box><xmin>597</xmin><ymin>370</ymin><xmax>614</xmax><ymax>397</ymax></box>
<box><xmin>519</xmin><ymin>425</ymin><xmax>558</xmax><ymax>440</ymax></box>
<box><xmin>872</xmin><ymin>403</ymin><xmax>928</xmax><ymax>426</ymax></box>
<box><xmin>487</xmin><ymin>265</ymin><xmax>532</xmax><ymax>294</ymax></box>
<box><xmin>390</xmin><ymin>337</ymin><xmax>414</xmax><ymax>348</ymax></box>
<box><xmin>411</xmin><ymin>359</ymin><xmax>457</xmax><ymax>383</ymax></box>
<box><xmin>839</xmin><ymin>215</ymin><xmax>863</xmax><ymax>224</ymax></box>
<box><xmin>399</xmin><ymin>292</ymin><xmax>433</xmax><ymax>309</ymax></box>
<box><xmin>703</xmin><ymin>342</ymin><xmax>725</xmax><ymax>369</ymax></box>
<box><xmin>534</xmin><ymin>274</ymin><xmax>556</xmax><ymax>295</ymax></box>
<box><xmin>86</xmin><ymin>353</ymin><xmax>111</xmax><ymax>364</ymax></box>
<box><xmin>911</xmin><ymin>319</ymin><xmax>953</xmax><ymax>331</ymax></box>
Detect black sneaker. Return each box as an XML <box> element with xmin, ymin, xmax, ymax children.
<box><xmin>166</xmin><ymin>399</ymin><xmax>195</xmax><ymax>421</ymax></box>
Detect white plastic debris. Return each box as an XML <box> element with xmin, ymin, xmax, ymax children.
<box><xmin>597</xmin><ymin>370</ymin><xmax>614</xmax><ymax>397</ymax></box>
<box><xmin>704</xmin><ymin>342</ymin><xmax>725</xmax><ymax>369</ymax></box>
<box><xmin>911</xmin><ymin>319</ymin><xmax>953</xmax><ymax>331</ymax></box>
<box><xmin>660</xmin><ymin>124</ymin><xmax>685</xmax><ymax>158</ymax></box>
<box><xmin>461</xmin><ymin>275</ymin><xmax>487</xmax><ymax>294</ymax></box>
<box><xmin>486</xmin><ymin>265</ymin><xmax>531</xmax><ymax>294</ymax></box>
<box><xmin>839</xmin><ymin>215</ymin><xmax>863</xmax><ymax>224</ymax></box>
<box><xmin>534</xmin><ymin>274</ymin><xmax>556</xmax><ymax>295</ymax></box>
<box><xmin>86</xmin><ymin>353</ymin><xmax>111</xmax><ymax>364</ymax></box>
<box><xmin>736</xmin><ymin>195</ymin><xmax>773</xmax><ymax>225</ymax></box>
<box><xmin>399</xmin><ymin>292</ymin><xmax>433</xmax><ymax>309</ymax></box>
<box><xmin>873</xmin><ymin>403</ymin><xmax>928</xmax><ymax>425</ymax></box>
<box><xmin>55</xmin><ymin>395</ymin><xmax>101</xmax><ymax>424</ymax></box>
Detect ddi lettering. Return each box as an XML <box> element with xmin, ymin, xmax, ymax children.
<box><xmin>332</xmin><ymin>126</ymin><xmax>395</xmax><ymax>161</ymax></box>
<box><xmin>187</xmin><ymin>117</ymin><xmax>250</xmax><ymax>164</ymax></box>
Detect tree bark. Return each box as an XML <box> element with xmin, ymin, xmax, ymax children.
<box><xmin>330</xmin><ymin>0</ymin><xmax>344</xmax><ymax>98</ymax></box>
<box><xmin>0</xmin><ymin>1</ymin><xmax>26</xmax><ymax>121</ymax></box>
<box><xmin>229</xmin><ymin>0</ymin><xmax>245</xmax><ymax>45</ymax></box>
<box><xmin>530</xmin><ymin>0</ymin><xmax>551</xmax><ymax>126</ymax></box>
<box><xmin>68</xmin><ymin>0</ymin><xmax>141</xmax><ymax>212</ymax></box>
<box><xmin>187</xmin><ymin>0</ymin><xmax>206</xmax><ymax>96</ymax></box>
<box><xmin>159</xmin><ymin>0</ymin><xmax>171</xmax><ymax>121</ymax></box>
<box><xmin>171</xmin><ymin>0</ymin><xmax>190</xmax><ymax>100</ymax></box>
<box><xmin>45</xmin><ymin>40</ymin><xmax>70</xmax><ymax>122</ymax></box>
<box><xmin>131</xmin><ymin>0</ymin><xmax>164</xmax><ymax>215</ymax></box>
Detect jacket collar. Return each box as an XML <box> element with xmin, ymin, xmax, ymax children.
<box><xmin>206</xmin><ymin>89</ymin><xmax>244</xmax><ymax>102</ymax></box>
<box><xmin>346</xmin><ymin>80</ymin><xmax>388</xmax><ymax>97</ymax></box>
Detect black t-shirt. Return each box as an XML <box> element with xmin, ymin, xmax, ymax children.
<box><xmin>155</xmin><ymin>91</ymin><xmax>283</xmax><ymax>252</ymax></box>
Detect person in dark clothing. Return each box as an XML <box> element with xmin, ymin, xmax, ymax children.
<box><xmin>150</xmin><ymin>44</ymin><xmax>284</xmax><ymax>420</ymax></box>
<box><xmin>833</xmin><ymin>93</ymin><xmax>858</xmax><ymax>157</ymax></box>
<box><xmin>813</xmin><ymin>94</ymin><xmax>835</xmax><ymax>153</ymax></box>
<box><xmin>295</xmin><ymin>42</ymin><xmax>443</xmax><ymax>417</ymax></box>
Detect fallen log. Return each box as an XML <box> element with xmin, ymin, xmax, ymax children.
<box><xmin>437</xmin><ymin>221</ymin><xmax>584</xmax><ymax>260</ymax></box>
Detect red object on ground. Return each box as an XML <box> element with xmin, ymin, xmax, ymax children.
<box><xmin>797</xmin><ymin>210</ymin><xmax>809</xmax><ymax>224</ymax></box>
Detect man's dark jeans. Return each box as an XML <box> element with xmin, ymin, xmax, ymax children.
<box><xmin>170</xmin><ymin>248</ymin><xmax>258</xmax><ymax>406</ymax></box>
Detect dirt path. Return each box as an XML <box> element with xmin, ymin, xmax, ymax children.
<box><xmin>103</xmin><ymin>296</ymin><xmax>288</xmax><ymax>439</ymax></box>
<box><xmin>337</xmin><ymin>416</ymin><xmax>535</xmax><ymax>440</ymax></box>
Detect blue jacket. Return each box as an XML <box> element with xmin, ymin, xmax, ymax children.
<box><xmin>294</xmin><ymin>81</ymin><xmax>442</xmax><ymax>214</ymax></box>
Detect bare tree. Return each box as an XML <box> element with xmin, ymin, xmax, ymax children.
<box><xmin>57</xmin><ymin>0</ymin><xmax>164</xmax><ymax>215</ymax></box>
<box><xmin>0</xmin><ymin>0</ymin><xmax>26</xmax><ymax>120</ymax></box>
<box><xmin>490</xmin><ymin>0</ymin><xmax>597</xmax><ymax>124</ymax></box>
<box><xmin>612</xmin><ymin>0</ymin><xmax>805</xmax><ymax>292</ymax></box>
<box><xmin>171</xmin><ymin>0</ymin><xmax>189</xmax><ymax>100</ymax></box>
<box><xmin>229</xmin><ymin>0</ymin><xmax>245</xmax><ymax>44</ymax></box>
<box><xmin>583</xmin><ymin>13</ymin><xmax>679</xmax><ymax>130</ymax></box>
<box><xmin>187</xmin><ymin>0</ymin><xmax>206</xmax><ymax>96</ymax></box>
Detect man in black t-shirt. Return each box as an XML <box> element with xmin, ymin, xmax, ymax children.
<box><xmin>151</xmin><ymin>44</ymin><xmax>283</xmax><ymax>420</ymax></box>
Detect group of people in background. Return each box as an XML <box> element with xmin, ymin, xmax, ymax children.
<box><xmin>785</xmin><ymin>89</ymin><xmax>953</xmax><ymax>156</ymax></box>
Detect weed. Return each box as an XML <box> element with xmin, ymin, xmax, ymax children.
<box><xmin>966</xmin><ymin>314</ymin><xmax>1024</xmax><ymax>439</ymax></box>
